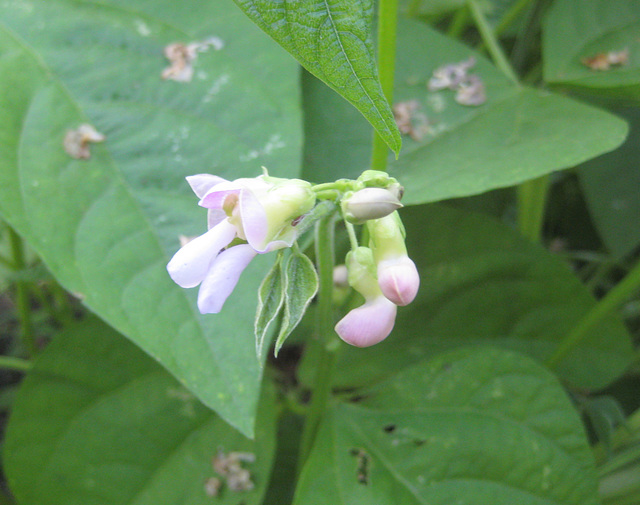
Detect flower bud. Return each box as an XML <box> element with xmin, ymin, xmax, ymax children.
<box><xmin>367</xmin><ymin>212</ymin><xmax>420</xmax><ymax>306</ymax></box>
<box><xmin>334</xmin><ymin>247</ymin><xmax>398</xmax><ymax>347</ymax></box>
<box><xmin>341</xmin><ymin>188</ymin><xmax>403</xmax><ymax>223</ymax></box>
<box><xmin>376</xmin><ymin>256</ymin><xmax>420</xmax><ymax>306</ymax></box>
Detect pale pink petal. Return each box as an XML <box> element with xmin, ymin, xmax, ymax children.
<box><xmin>208</xmin><ymin>209</ymin><xmax>226</xmax><ymax>229</ymax></box>
<box><xmin>239</xmin><ymin>187</ymin><xmax>268</xmax><ymax>251</ymax></box>
<box><xmin>377</xmin><ymin>256</ymin><xmax>420</xmax><ymax>306</ymax></box>
<box><xmin>335</xmin><ymin>296</ymin><xmax>397</xmax><ymax>347</ymax></box>
<box><xmin>199</xmin><ymin>180</ymin><xmax>243</xmax><ymax>209</ymax></box>
<box><xmin>166</xmin><ymin>220</ymin><xmax>236</xmax><ymax>288</ymax></box>
<box><xmin>197</xmin><ymin>244</ymin><xmax>257</xmax><ymax>314</ymax></box>
<box><xmin>186</xmin><ymin>174</ymin><xmax>228</xmax><ymax>199</ymax></box>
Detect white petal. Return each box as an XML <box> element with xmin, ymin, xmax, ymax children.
<box><xmin>166</xmin><ymin>220</ymin><xmax>236</xmax><ymax>288</ymax></box>
<box><xmin>186</xmin><ymin>174</ymin><xmax>228</xmax><ymax>198</ymax></box>
<box><xmin>197</xmin><ymin>244</ymin><xmax>257</xmax><ymax>314</ymax></box>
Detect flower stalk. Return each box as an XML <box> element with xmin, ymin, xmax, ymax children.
<box><xmin>297</xmin><ymin>214</ymin><xmax>339</xmax><ymax>472</ymax></box>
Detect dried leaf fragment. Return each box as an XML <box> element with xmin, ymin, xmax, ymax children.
<box><xmin>455</xmin><ymin>74</ymin><xmax>486</xmax><ymax>106</ymax></box>
<box><xmin>581</xmin><ymin>48</ymin><xmax>629</xmax><ymax>71</ymax></box>
<box><xmin>393</xmin><ymin>100</ymin><xmax>430</xmax><ymax>140</ymax></box>
<box><xmin>212</xmin><ymin>450</ymin><xmax>255</xmax><ymax>492</ymax></box>
<box><xmin>162</xmin><ymin>36</ymin><xmax>225</xmax><ymax>82</ymax></box>
<box><xmin>428</xmin><ymin>57</ymin><xmax>476</xmax><ymax>91</ymax></box>
<box><xmin>63</xmin><ymin>124</ymin><xmax>105</xmax><ymax>159</ymax></box>
<box><xmin>204</xmin><ymin>477</ymin><xmax>222</xmax><ymax>497</ymax></box>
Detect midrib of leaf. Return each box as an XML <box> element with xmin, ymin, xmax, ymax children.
<box><xmin>395</xmin><ymin>86</ymin><xmax>522</xmax><ymax>164</ymax></box>
<box><xmin>0</xmin><ymin>21</ymin><xmax>245</xmax><ymax>419</ymax></box>
<box><xmin>341</xmin><ymin>407</ymin><xmax>572</xmax><ymax>505</ymax></box>
<box><xmin>317</xmin><ymin>0</ymin><xmax>388</xmax><ymax>131</ymax></box>
<box><xmin>64</xmin><ymin>0</ymin><xmax>193</xmax><ymax>38</ymax></box>
<box><xmin>128</xmin><ymin>414</ymin><xmax>215</xmax><ymax>505</ymax></box>
<box><xmin>560</xmin><ymin>21</ymin><xmax>640</xmax><ymax>78</ymax></box>
<box><xmin>29</xmin><ymin>370</ymin><xmax>169</xmax><ymax>502</ymax></box>
<box><xmin>352</xmin><ymin>400</ymin><xmax>580</xmax><ymax>466</ymax></box>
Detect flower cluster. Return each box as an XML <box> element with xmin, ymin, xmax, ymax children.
<box><xmin>167</xmin><ymin>169</ymin><xmax>419</xmax><ymax>349</ymax></box>
<box><xmin>167</xmin><ymin>173</ymin><xmax>315</xmax><ymax>314</ymax></box>
<box><xmin>334</xmin><ymin>209</ymin><xmax>419</xmax><ymax>347</ymax></box>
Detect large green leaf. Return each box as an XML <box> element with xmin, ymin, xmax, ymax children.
<box><xmin>295</xmin><ymin>348</ymin><xmax>599</xmax><ymax>505</ymax></box>
<box><xmin>303</xmin><ymin>17</ymin><xmax>628</xmax><ymax>205</ymax></box>
<box><xmin>0</xmin><ymin>0</ymin><xmax>302</xmax><ymax>436</ymax></box>
<box><xmin>578</xmin><ymin>107</ymin><xmax>640</xmax><ymax>259</ymax></box>
<box><xmin>3</xmin><ymin>317</ymin><xmax>278</xmax><ymax>505</ymax></box>
<box><xmin>232</xmin><ymin>0</ymin><xmax>402</xmax><ymax>154</ymax></box>
<box><xmin>303</xmin><ymin>204</ymin><xmax>633</xmax><ymax>391</ymax></box>
<box><xmin>543</xmin><ymin>0</ymin><xmax>640</xmax><ymax>102</ymax></box>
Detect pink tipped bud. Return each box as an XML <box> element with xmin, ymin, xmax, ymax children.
<box><xmin>335</xmin><ymin>296</ymin><xmax>397</xmax><ymax>347</ymax></box>
<box><xmin>377</xmin><ymin>256</ymin><xmax>420</xmax><ymax>306</ymax></box>
<box><xmin>341</xmin><ymin>188</ymin><xmax>402</xmax><ymax>223</ymax></box>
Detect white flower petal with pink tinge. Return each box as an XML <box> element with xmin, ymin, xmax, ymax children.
<box><xmin>335</xmin><ymin>296</ymin><xmax>397</xmax><ymax>347</ymax></box>
<box><xmin>186</xmin><ymin>174</ymin><xmax>227</xmax><ymax>198</ymax></box>
<box><xmin>197</xmin><ymin>244</ymin><xmax>257</xmax><ymax>314</ymax></box>
<box><xmin>166</xmin><ymin>220</ymin><xmax>236</xmax><ymax>288</ymax></box>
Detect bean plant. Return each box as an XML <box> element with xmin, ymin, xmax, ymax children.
<box><xmin>0</xmin><ymin>0</ymin><xmax>639</xmax><ymax>504</ymax></box>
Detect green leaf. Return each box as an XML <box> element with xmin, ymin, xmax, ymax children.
<box><xmin>305</xmin><ymin>204</ymin><xmax>633</xmax><ymax>391</ymax></box>
<box><xmin>0</xmin><ymin>0</ymin><xmax>302</xmax><ymax>436</ymax></box>
<box><xmin>303</xmin><ymin>17</ymin><xmax>628</xmax><ymax>205</ymax></box>
<box><xmin>578</xmin><ymin>107</ymin><xmax>640</xmax><ymax>259</ymax></box>
<box><xmin>3</xmin><ymin>317</ymin><xmax>278</xmax><ymax>505</ymax></box>
<box><xmin>275</xmin><ymin>250</ymin><xmax>318</xmax><ymax>356</ymax></box>
<box><xmin>295</xmin><ymin>347</ymin><xmax>599</xmax><ymax>505</ymax></box>
<box><xmin>256</xmin><ymin>253</ymin><xmax>286</xmax><ymax>360</ymax></box>
<box><xmin>232</xmin><ymin>0</ymin><xmax>402</xmax><ymax>154</ymax></box>
<box><xmin>543</xmin><ymin>0</ymin><xmax>640</xmax><ymax>102</ymax></box>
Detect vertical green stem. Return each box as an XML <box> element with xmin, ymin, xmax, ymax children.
<box><xmin>494</xmin><ymin>0</ymin><xmax>535</xmax><ymax>37</ymax></box>
<box><xmin>8</xmin><ymin>227</ymin><xmax>36</xmax><ymax>357</ymax></box>
<box><xmin>517</xmin><ymin>175</ymin><xmax>550</xmax><ymax>242</ymax></box>
<box><xmin>298</xmin><ymin>215</ymin><xmax>339</xmax><ymax>472</ymax></box>
<box><xmin>447</xmin><ymin>6</ymin><xmax>470</xmax><ymax>38</ymax></box>
<box><xmin>546</xmin><ymin>258</ymin><xmax>640</xmax><ymax>369</ymax></box>
<box><xmin>370</xmin><ymin>0</ymin><xmax>399</xmax><ymax>172</ymax></box>
<box><xmin>468</xmin><ymin>0</ymin><xmax>519</xmax><ymax>85</ymax></box>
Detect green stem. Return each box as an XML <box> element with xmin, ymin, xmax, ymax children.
<box><xmin>371</xmin><ymin>0</ymin><xmax>399</xmax><ymax>172</ymax></box>
<box><xmin>468</xmin><ymin>0</ymin><xmax>519</xmax><ymax>85</ymax></box>
<box><xmin>447</xmin><ymin>6</ymin><xmax>469</xmax><ymax>38</ymax></box>
<box><xmin>547</xmin><ymin>259</ymin><xmax>640</xmax><ymax>369</ymax></box>
<box><xmin>297</xmin><ymin>215</ymin><xmax>339</xmax><ymax>473</ymax></box>
<box><xmin>517</xmin><ymin>175</ymin><xmax>550</xmax><ymax>242</ymax></box>
<box><xmin>345</xmin><ymin>221</ymin><xmax>359</xmax><ymax>251</ymax></box>
<box><xmin>494</xmin><ymin>0</ymin><xmax>534</xmax><ymax>37</ymax></box>
<box><xmin>8</xmin><ymin>227</ymin><xmax>36</xmax><ymax>357</ymax></box>
<box><xmin>0</xmin><ymin>356</ymin><xmax>32</xmax><ymax>373</ymax></box>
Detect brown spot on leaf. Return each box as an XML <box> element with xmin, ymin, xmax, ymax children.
<box><xmin>582</xmin><ymin>48</ymin><xmax>629</xmax><ymax>71</ymax></box>
<box><xmin>63</xmin><ymin>124</ymin><xmax>105</xmax><ymax>159</ymax></box>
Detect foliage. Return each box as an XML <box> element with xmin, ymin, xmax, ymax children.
<box><xmin>0</xmin><ymin>0</ymin><xmax>639</xmax><ymax>504</ymax></box>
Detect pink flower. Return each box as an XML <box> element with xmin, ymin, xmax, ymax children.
<box><xmin>335</xmin><ymin>295</ymin><xmax>397</xmax><ymax>347</ymax></box>
<box><xmin>334</xmin><ymin>247</ymin><xmax>398</xmax><ymax>347</ymax></box>
<box><xmin>367</xmin><ymin>212</ymin><xmax>420</xmax><ymax>306</ymax></box>
<box><xmin>377</xmin><ymin>256</ymin><xmax>420</xmax><ymax>306</ymax></box>
<box><xmin>167</xmin><ymin>173</ymin><xmax>315</xmax><ymax>314</ymax></box>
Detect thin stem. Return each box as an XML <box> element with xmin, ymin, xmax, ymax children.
<box><xmin>345</xmin><ymin>221</ymin><xmax>359</xmax><ymax>251</ymax></box>
<box><xmin>517</xmin><ymin>175</ymin><xmax>549</xmax><ymax>242</ymax></box>
<box><xmin>8</xmin><ymin>228</ymin><xmax>36</xmax><ymax>357</ymax></box>
<box><xmin>547</xmin><ymin>259</ymin><xmax>640</xmax><ymax>369</ymax></box>
<box><xmin>447</xmin><ymin>6</ymin><xmax>469</xmax><ymax>38</ymax></box>
<box><xmin>297</xmin><ymin>215</ymin><xmax>339</xmax><ymax>473</ymax></box>
<box><xmin>0</xmin><ymin>356</ymin><xmax>32</xmax><ymax>373</ymax></box>
<box><xmin>371</xmin><ymin>0</ymin><xmax>399</xmax><ymax>172</ymax></box>
<box><xmin>467</xmin><ymin>0</ymin><xmax>519</xmax><ymax>85</ymax></box>
<box><xmin>494</xmin><ymin>0</ymin><xmax>535</xmax><ymax>37</ymax></box>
